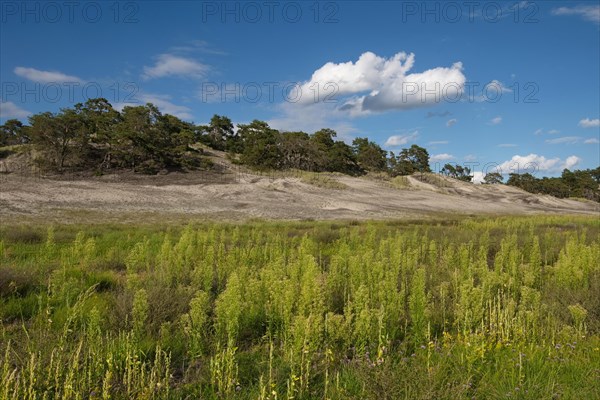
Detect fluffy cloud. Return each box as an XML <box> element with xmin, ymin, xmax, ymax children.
<box><xmin>430</xmin><ymin>153</ymin><xmax>454</xmax><ymax>163</ymax></box>
<box><xmin>496</xmin><ymin>154</ymin><xmax>581</xmax><ymax>175</ymax></box>
<box><xmin>472</xmin><ymin>171</ymin><xmax>485</xmax><ymax>184</ymax></box>
<box><xmin>296</xmin><ymin>52</ymin><xmax>466</xmax><ymax>115</ymax></box>
<box><xmin>579</xmin><ymin>118</ymin><xmax>600</xmax><ymax>128</ymax></box>
<box><xmin>446</xmin><ymin>118</ymin><xmax>457</xmax><ymax>127</ymax></box>
<box><xmin>384</xmin><ymin>131</ymin><xmax>419</xmax><ymax>147</ymax></box>
<box><xmin>14</xmin><ymin>67</ymin><xmax>82</xmax><ymax>84</ymax></box>
<box><xmin>552</xmin><ymin>5</ymin><xmax>600</xmax><ymax>24</ymax></box>
<box><xmin>142</xmin><ymin>54</ymin><xmax>208</xmax><ymax>80</ymax></box>
<box><xmin>545</xmin><ymin>136</ymin><xmax>581</xmax><ymax>145</ymax></box>
<box><xmin>0</xmin><ymin>101</ymin><xmax>31</xmax><ymax>119</ymax></box>
<box><xmin>490</xmin><ymin>116</ymin><xmax>502</xmax><ymax>125</ymax></box>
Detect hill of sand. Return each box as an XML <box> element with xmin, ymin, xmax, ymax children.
<box><xmin>1</xmin><ymin>149</ymin><xmax>598</xmax><ymax>224</ymax></box>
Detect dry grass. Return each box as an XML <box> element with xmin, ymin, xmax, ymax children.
<box><xmin>390</xmin><ymin>176</ymin><xmax>411</xmax><ymax>189</ymax></box>
<box><xmin>300</xmin><ymin>172</ymin><xmax>348</xmax><ymax>189</ymax></box>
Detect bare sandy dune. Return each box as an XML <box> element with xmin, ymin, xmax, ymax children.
<box><xmin>1</xmin><ymin>167</ymin><xmax>598</xmax><ymax>224</ymax></box>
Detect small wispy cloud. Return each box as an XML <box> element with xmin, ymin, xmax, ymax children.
<box><xmin>428</xmin><ymin>140</ymin><xmax>449</xmax><ymax>145</ymax></box>
<box><xmin>584</xmin><ymin>138</ymin><xmax>599</xmax><ymax>144</ymax></box>
<box><xmin>490</xmin><ymin>116</ymin><xmax>502</xmax><ymax>125</ymax></box>
<box><xmin>384</xmin><ymin>131</ymin><xmax>419</xmax><ymax>147</ymax></box>
<box><xmin>534</xmin><ymin>128</ymin><xmax>560</xmax><ymax>135</ymax></box>
<box><xmin>426</xmin><ymin>111</ymin><xmax>451</xmax><ymax>118</ymax></box>
<box><xmin>552</xmin><ymin>5</ymin><xmax>600</xmax><ymax>24</ymax></box>
<box><xmin>446</xmin><ymin>118</ymin><xmax>457</xmax><ymax>127</ymax></box>
<box><xmin>545</xmin><ymin>136</ymin><xmax>581</xmax><ymax>145</ymax></box>
<box><xmin>14</xmin><ymin>67</ymin><xmax>82</xmax><ymax>84</ymax></box>
<box><xmin>579</xmin><ymin>118</ymin><xmax>600</xmax><ymax>128</ymax></box>
<box><xmin>430</xmin><ymin>153</ymin><xmax>454</xmax><ymax>162</ymax></box>
<box><xmin>498</xmin><ymin>143</ymin><xmax>517</xmax><ymax>148</ymax></box>
<box><xmin>142</xmin><ymin>54</ymin><xmax>209</xmax><ymax>80</ymax></box>
<box><xmin>169</xmin><ymin>40</ymin><xmax>227</xmax><ymax>56</ymax></box>
<box><xmin>0</xmin><ymin>101</ymin><xmax>31</xmax><ymax>119</ymax></box>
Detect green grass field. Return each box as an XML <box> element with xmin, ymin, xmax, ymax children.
<box><xmin>1</xmin><ymin>216</ymin><xmax>599</xmax><ymax>399</ymax></box>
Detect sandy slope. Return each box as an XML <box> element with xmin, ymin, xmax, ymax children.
<box><xmin>1</xmin><ymin>167</ymin><xmax>598</xmax><ymax>224</ymax></box>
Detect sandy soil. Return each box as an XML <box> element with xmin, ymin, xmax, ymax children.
<box><xmin>1</xmin><ymin>164</ymin><xmax>598</xmax><ymax>224</ymax></box>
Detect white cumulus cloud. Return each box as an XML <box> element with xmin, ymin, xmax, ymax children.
<box><xmin>472</xmin><ymin>171</ymin><xmax>485</xmax><ymax>184</ymax></box>
<box><xmin>296</xmin><ymin>51</ymin><xmax>466</xmax><ymax>115</ymax></box>
<box><xmin>14</xmin><ymin>67</ymin><xmax>82</xmax><ymax>84</ymax></box>
<box><xmin>142</xmin><ymin>54</ymin><xmax>208</xmax><ymax>80</ymax></box>
<box><xmin>497</xmin><ymin>154</ymin><xmax>581</xmax><ymax>175</ymax></box>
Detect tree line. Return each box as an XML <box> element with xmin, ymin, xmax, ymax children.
<box><xmin>0</xmin><ymin>98</ymin><xmax>430</xmax><ymax>176</ymax></box>
<box><xmin>0</xmin><ymin>98</ymin><xmax>598</xmax><ymax>201</ymax></box>
<box><xmin>506</xmin><ymin>169</ymin><xmax>600</xmax><ymax>202</ymax></box>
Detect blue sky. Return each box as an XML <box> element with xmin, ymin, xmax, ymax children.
<box><xmin>1</xmin><ymin>1</ymin><xmax>599</xmax><ymax>179</ymax></box>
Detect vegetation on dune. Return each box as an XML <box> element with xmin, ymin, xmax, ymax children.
<box><xmin>1</xmin><ymin>217</ymin><xmax>599</xmax><ymax>399</ymax></box>
<box><xmin>1</xmin><ymin>98</ymin><xmax>599</xmax><ymax>201</ymax></box>
<box><xmin>507</xmin><ymin>169</ymin><xmax>600</xmax><ymax>202</ymax></box>
<box><xmin>299</xmin><ymin>172</ymin><xmax>348</xmax><ymax>190</ymax></box>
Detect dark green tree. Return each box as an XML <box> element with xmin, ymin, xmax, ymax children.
<box><xmin>483</xmin><ymin>172</ymin><xmax>504</xmax><ymax>184</ymax></box>
<box><xmin>74</xmin><ymin>98</ymin><xmax>121</xmax><ymax>169</ymax></box>
<box><xmin>203</xmin><ymin>115</ymin><xmax>235</xmax><ymax>151</ymax></box>
<box><xmin>29</xmin><ymin>109</ymin><xmax>84</xmax><ymax>170</ymax></box>
<box><xmin>441</xmin><ymin>163</ymin><xmax>472</xmax><ymax>182</ymax></box>
<box><xmin>0</xmin><ymin>119</ymin><xmax>30</xmax><ymax>145</ymax></box>
<box><xmin>328</xmin><ymin>141</ymin><xmax>360</xmax><ymax>175</ymax></box>
<box><xmin>279</xmin><ymin>131</ymin><xmax>320</xmax><ymax>170</ymax></box>
<box><xmin>352</xmin><ymin>137</ymin><xmax>387</xmax><ymax>172</ymax></box>
<box><xmin>390</xmin><ymin>144</ymin><xmax>431</xmax><ymax>176</ymax></box>
<box><xmin>238</xmin><ymin>120</ymin><xmax>282</xmax><ymax>170</ymax></box>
